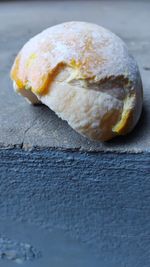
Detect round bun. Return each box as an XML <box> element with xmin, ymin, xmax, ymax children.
<box><xmin>11</xmin><ymin>21</ymin><xmax>143</xmax><ymax>141</ymax></box>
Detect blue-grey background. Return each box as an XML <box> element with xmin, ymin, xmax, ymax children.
<box><xmin>0</xmin><ymin>1</ymin><xmax>150</xmax><ymax>266</ymax></box>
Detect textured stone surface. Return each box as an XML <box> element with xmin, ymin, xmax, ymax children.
<box><xmin>0</xmin><ymin>148</ymin><xmax>150</xmax><ymax>267</ymax></box>
<box><xmin>0</xmin><ymin>218</ymin><xmax>99</xmax><ymax>267</ymax></box>
<box><xmin>0</xmin><ymin>0</ymin><xmax>150</xmax><ymax>152</ymax></box>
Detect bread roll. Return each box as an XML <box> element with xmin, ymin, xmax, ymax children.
<box><xmin>11</xmin><ymin>21</ymin><xmax>143</xmax><ymax>141</ymax></box>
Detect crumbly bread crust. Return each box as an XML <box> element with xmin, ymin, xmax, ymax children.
<box><xmin>11</xmin><ymin>22</ymin><xmax>143</xmax><ymax>141</ymax></box>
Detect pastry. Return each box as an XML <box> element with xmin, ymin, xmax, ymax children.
<box><xmin>11</xmin><ymin>21</ymin><xmax>143</xmax><ymax>141</ymax></box>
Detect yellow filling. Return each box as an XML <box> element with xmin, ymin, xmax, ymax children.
<box><xmin>112</xmin><ymin>94</ymin><xmax>135</xmax><ymax>134</ymax></box>
<box><xmin>26</xmin><ymin>53</ymin><xmax>37</xmax><ymax>68</ymax></box>
<box><xmin>11</xmin><ymin>55</ymin><xmax>24</xmax><ymax>89</ymax></box>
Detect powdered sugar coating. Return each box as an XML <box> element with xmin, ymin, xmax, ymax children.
<box><xmin>11</xmin><ymin>21</ymin><xmax>143</xmax><ymax>141</ymax></box>
<box><xmin>11</xmin><ymin>21</ymin><xmax>139</xmax><ymax>93</ymax></box>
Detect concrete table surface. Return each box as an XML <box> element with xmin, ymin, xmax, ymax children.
<box><xmin>0</xmin><ymin>1</ymin><xmax>150</xmax><ymax>267</ymax></box>
<box><xmin>0</xmin><ymin>0</ymin><xmax>150</xmax><ymax>152</ymax></box>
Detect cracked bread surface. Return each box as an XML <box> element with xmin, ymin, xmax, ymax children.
<box><xmin>11</xmin><ymin>21</ymin><xmax>143</xmax><ymax>141</ymax></box>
